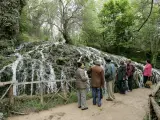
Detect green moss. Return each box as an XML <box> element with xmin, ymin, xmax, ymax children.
<box><xmin>56</xmin><ymin>57</ymin><xmax>69</xmax><ymax>65</ymax></box>
<box><xmin>0</xmin><ymin>55</ymin><xmax>16</xmax><ymax>69</ymax></box>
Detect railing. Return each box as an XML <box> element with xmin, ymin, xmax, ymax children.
<box><xmin>0</xmin><ymin>79</ymin><xmax>76</xmax><ymax>105</ymax></box>
<box><xmin>149</xmin><ymin>83</ymin><xmax>160</xmax><ymax>120</ymax></box>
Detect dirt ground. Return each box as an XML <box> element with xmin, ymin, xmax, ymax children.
<box><xmin>8</xmin><ymin>88</ymin><xmax>151</xmax><ymax>120</ymax></box>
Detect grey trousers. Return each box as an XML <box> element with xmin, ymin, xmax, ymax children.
<box><xmin>77</xmin><ymin>89</ymin><xmax>87</xmax><ymax>109</ymax></box>
<box><xmin>106</xmin><ymin>80</ymin><xmax>115</xmax><ymax>100</ymax></box>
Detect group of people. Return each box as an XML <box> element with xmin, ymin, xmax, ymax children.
<box><xmin>75</xmin><ymin>58</ymin><xmax>152</xmax><ymax>110</ymax></box>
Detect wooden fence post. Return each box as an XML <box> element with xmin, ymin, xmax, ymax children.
<box><xmin>8</xmin><ymin>85</ymin><xmax>14</xmax><ymax>105</ymax></box>
<box><xmin>63</xmin><ymin>81</ymin><xmax>68</xmax><ymax>99</ymax></box>
<box><xmin>40</xmin><ymin>82</ymin><xmax>44</xmax><ymax>104</ymax></box>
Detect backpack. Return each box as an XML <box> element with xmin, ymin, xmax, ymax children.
<box><xmin>105</xmin><ymin>64</ymin><xmax>113</xmax><ymax>81</ymax></box>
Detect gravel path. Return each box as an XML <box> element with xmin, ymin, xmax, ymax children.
<box><xmin>8</xmin><ymin>88</ymin><xmax>151</xmax><ymax>120</ymax></box>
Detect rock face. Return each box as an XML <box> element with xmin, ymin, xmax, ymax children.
<box><xmin>0</xmin><ymin>0</ymin><xmax>25</xmax><ymax>53</ymax></box>
<box><xmin>0</xmin><ymin>41</ymin><xmax>160</xmax><ymax>96</ymax></box>
<box><xmin>0</xmin><ymin>112</ymin><xmax>3</xmax><ymax>120</ymax></box>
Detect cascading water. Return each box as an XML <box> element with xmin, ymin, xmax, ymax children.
<box><xmin>11</xmin><ymin>53</ymin><xmax>23</xmax><ymax>96</ymax></box>
<box><xmin>0</xmin><ymin>41</ymin><xmax>160</xmax><ymax>97</ymax></box>
<box><xmin>47</xmin><ymin>63</ymin><xmax>57</xmax><ymax>93</ymax></box>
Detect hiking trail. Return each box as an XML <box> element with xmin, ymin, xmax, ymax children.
<box><xmin>8</xmin><ymin>88</ymin><xmax>151</xmax><ymax>120</ymax></box>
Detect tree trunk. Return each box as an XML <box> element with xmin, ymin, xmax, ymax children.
<box><xmin>63</xmin><ymin>32</ymin><xmax>72</xmax><ymax>44</ymax></box>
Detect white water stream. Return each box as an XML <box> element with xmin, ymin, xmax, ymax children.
<box><xmin>0</xmin><ymin>42</ymin><xmax>160</xmax><ymax>96</ymax></box>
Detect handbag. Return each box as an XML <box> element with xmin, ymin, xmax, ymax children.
<box><xmin>145</xmin><ymin>77</ymin><xmax>152</xmax><ymax>88</ymax></box>
<box><xmin>145</xmin><ymin>80</ymin><xmax>152</xmax><ymax>88</ymax></box>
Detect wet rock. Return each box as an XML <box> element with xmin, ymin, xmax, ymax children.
<box><xmin>0</xmin><ymin>112</ymin><xmax>3</xmax><ymax>120</ymax></box>
<box><xmin>0</xmin><ymin>42</ymin><xmax>160</xmax><ymax>96</ymax></box>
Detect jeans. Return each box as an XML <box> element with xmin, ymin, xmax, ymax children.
<box><xmin>92</xmin><ymin>87</ymin><xmax>101</xmax><ymax>106</ymax></box>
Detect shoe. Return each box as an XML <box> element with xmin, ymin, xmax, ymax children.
<box><xmin>98</xmin><ymin>105</ymin><xmax>101</xmax><ymax>107</ymax></box>
<box><xmin>106</xmin><ymin>99</ymin><xmax>113</xmax><ymax>101</ymax></box>
<box><xmin>78</xmin><ymin>106</ymin><xmax>81</xmax><ymax>108</ymax></box>
<box><xmin>93</xmin><ymin>104</ymin><xmax>96</xmax><ymax>105</ymax></box>
<box><xmin>81</xmin><ymin>107</ymin><xmax>88</xmax><ymax>110</ymax></box>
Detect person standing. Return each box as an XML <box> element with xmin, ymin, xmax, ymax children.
<box><xmin>143</xmin><ymin>60</ymin><xmax>152</xmax><ymax>87</ymax></box>
<box><xmin>88</xmin><ymin>60</ymin><xmax>104</xmax><ymax>107</ymax></box>
<box><xmin>117</xmin><ymin>61</ymin><xmax>127</xmax><ymax>94</ymax></box>
<box><xmin>111</xmin><ymin>61</ymin><xmax>117</xmax><ymax>93</ymax></box>
<box><xmin>126</xmin><ymin>59</ymin><xmax>135</xmax><ymax>91</ymax></box>
<box><xmin>104</xmin><ymin>58</ymin><xmax>115</xmax><ymax>101</ymax></box>
<box><xmin>75</xmin><ymin>62</ymin><xmax>88</xmax><ymax>110</ymax></box>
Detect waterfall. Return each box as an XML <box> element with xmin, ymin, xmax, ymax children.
<box><xmin>48</xmin><ymin>63</ymin><xmax>57</xmax><ymax>93</ymax></box>
<box><xmin>11</xmin><ymin>53</ymin><xmax>23</xmax><ymax>96</ymax></box>
<box><xmin>0</xmin><ymin>41</ymin><xmax>160</xmax><ymax>97</ymax></box>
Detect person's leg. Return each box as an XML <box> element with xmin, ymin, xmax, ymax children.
<box><xmin>120</xmin><ymin>81</ymin><xmax>125</xmax><ymax>94</ymax></box>
<box><xmin>143</xmin><ymin>76</ymin><xmax>148</xmax><ymax>86</ymax></box>
<box><xmin>77</xmin><ymin>89</ymin><xmax>81</xmax><ymax>108</ymax></box>
<box><xmin>110</xmin><ymin>80</ymin><xmax>115</xmax><ymax>99</ymax></box>
<box><xmin>125</xmin><ymin>80</ymin><xmax>129</xmax><ymax>91</ymax></box>
<box><xmin>92</xmin><ymin>87</ymin><xmax>96</xmax><ymax>105</ymax></box>
<box><xmin>112</xmin><ymin>79</ymin><xmax>115</xmax><ymax>93</ymax></box>
<box><xmin>97</xmin><ymin>88</ymin><xmax>101</xmax><ymax>107</ymax></box>
<box><xmin>81</xmin><ymin>89</ymin><xmax>88</xmax><ymax>110</ymax></box>
<box><xmin>128</xmin><ymin>76</ymin><xmax>133</xmax><ymax>91</ymax></box>
<box><xmin>117</xmin><ymin>80</ymin><xmax>121</xmax><ymax>93</ymax></box>
<box><xmin>106</xmin><ymin>81</ymin><xmax>114</xmax><ymax>100</ymax></box>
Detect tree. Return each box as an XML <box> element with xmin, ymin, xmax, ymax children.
<box><xmin>0</xmin><ymin>0</ymin><xmax>26</xmax><ymax>54</ymax></box>
<box><xmin>52</xmin><ymin>0</ymin><xmax>86</xmax><ymax>44</ymax></box>
<box><xmin>99</xmin><ymin>0</ymin><xmax>134</xmax><ymax>53</ymax></box>
<box><xmin>134</xmin><ymin>4</ymin><xmax>160</xmax><ymax>67</ymax></box>
<box><xmin>80</xmin><ymin>0</ymin><xmax>103</xmax><ymax>48</ymax></box>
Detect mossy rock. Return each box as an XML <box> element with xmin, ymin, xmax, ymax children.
<box><xmin>0</xmin><ymin>55</ymin><xmax>16</xmax><ymax>69</ymax></box>
<box><xmin>56</xmin><ymin>57</ymin><xmax>69</xmax><ymax>65</ymax></box>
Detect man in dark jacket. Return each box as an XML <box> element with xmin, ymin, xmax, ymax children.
<box><xmin>126</xmin><ymin>59</ymin><xmax>135</xmax><ymax>91</ymax></box>
<box><xmin>117</xmin><ymin>61</ymin><xmax>127</xmax><ymax>94</ymax></box>
<box><xmin>75</xmin><ymin>62</ymin><xmax>88</xmax><ymax>110</ymax></box>
<box><xmin>88</xmin><ymin>60</ymin><xmax>104</xmax><ymax>107</ymax></box>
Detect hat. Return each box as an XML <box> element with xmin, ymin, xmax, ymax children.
<box><xmin>128</xmin><ymin>59</ymin><xmax>131</xmax><ymax>63</ymax></box>
<box><xmin>94</xmin><ymin>60</ymin><xmax>101</xmax><ymax>65</ymax></box>
<box><xmin>104</xmin><ymin>57</ymin><xmax>111</xmax><ymax>62</ymax></box>
<box><xmin>120</xmin><ymin>61</ymin><xmax>124</xmax><ymax>65</ymax></box>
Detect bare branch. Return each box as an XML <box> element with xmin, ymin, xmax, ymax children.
<box><xmin>64</xmin><ymin>0</ymin><xmax>71</xmax><ymax>10</ymax></box>
<box><xmin>66</xmin><ymin>6</ymin><xmax>81</xmax><ymax>21</ymax></box>
<box><xmin>135</xmin><ymin>0</ymin><xmax>154</xmax><ymax>32</ymax></box>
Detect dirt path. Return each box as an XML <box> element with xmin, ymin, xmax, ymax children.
<box><xmin>8</xmin><ymin>88</ymin><xmax>151</xmax><ymax>120</ymax></box>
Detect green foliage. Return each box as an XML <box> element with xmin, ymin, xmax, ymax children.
<box><xmin>132</xmin><ymin>2</ymin><xmax>160</xmax><ymax>67</ymax></box>
<box><xmin>99</xmin><ymin>0</ymin><xmax>134</xmax><ymax>51</ymax></box>
<box><xmin>80</xmin><ymin>0</ymin><xmax>103</xmax><ymax>48</ymax></box>
<box><xmin>17</xmin><ymin>4</ymin><xmax>50</xmax><ymax>44</ymax></box>
<box><xmin>8</xmin><ymin>91</ymin><xmax>92</xmax><ymax>115</ymax></box>
<box><xmin>0</xmin><ymin>55</ymin><xmax>16</xmax><ymax>69</ymax></box>
<box><xmin>0</xmin><ymin>0</ymin><xmax>25</xmax><ymax>54</ymax></box>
